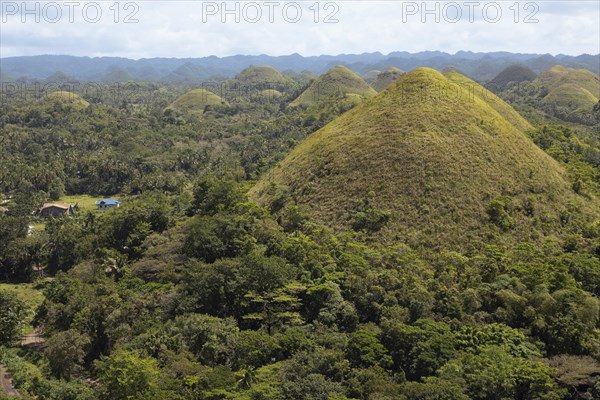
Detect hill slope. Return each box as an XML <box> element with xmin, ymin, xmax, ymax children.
<box><xmin>166</xmin><ymin>88</ymin><xmax>225</xmax><ymax>114</ymax></box>
<box><xmin>223</xmin><ymin>65</ymin><xmax>295</xmax><ymax>99</ymax></box>
<box><xmin>289</xmin><ymin>65</ymin><xmax>377</xmax><ymax>108</ymax></box>
<box><xmin>445</xmin><ymin>71</ymin><xmax>533</xmax><ymax>132</ymax></box>
<box><xmin>537</xmin><ymin>65</ymin><xmax>599</xmax><ymax>94</ymax></box>
<box><xmin>42</xmin><ymin>91</ymin><xmax>90</xmax><ymax>109</ymax></box>
<box><xmin>535</xmin><ymin>65</ymin><xmax>600</xmax><ymax>123</ymax></box>
<box><xmin>489</xmin><ymin>64</ymin><xmax>537</xmax><ymax>90</ymax></box>
<box><xmin>371</xmin><ymin>67</ymin><xmax>404</xmax><ymax>92</ymax></box>
<box><xmin>252</xmin><ymin>68</ymin><xmax>595</xmax><ymax>250</ymax></box>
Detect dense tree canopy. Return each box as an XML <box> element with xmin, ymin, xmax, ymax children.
<box><xmin>1</xmin><ymin>74</ymin><xmax>599</xmax><ymax>400</ymax></box>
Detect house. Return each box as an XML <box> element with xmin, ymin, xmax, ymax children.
<box><xmin>95</xmin><ymin>199</ymin><xmax>121</xmax><ymax>210</ymax></box>
<box><xmin>38</xmin><ymin>203</ymin><xmax>74</xmax><ymax>218</ymax></box>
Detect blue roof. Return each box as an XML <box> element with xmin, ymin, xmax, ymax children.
<box><xmin>96</xmin><ymin>199</ymin><xmax>121</xmax><ymax>205</ymax></box>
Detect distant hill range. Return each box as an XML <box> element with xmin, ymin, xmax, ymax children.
<box><xmin>1</xmin><ymin>51</ymin><xmax>598</xmax><ymax>83</ymax></box>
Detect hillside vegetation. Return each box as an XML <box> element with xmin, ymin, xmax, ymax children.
<box><xmin>252</xmin><ymin>68</ymin><xmax>597</xmax><ymax>250</ymax></box>
<box><xmin>42</xmin><ymin>91</ymin><xmax>90</xmax><ymax>109</ymax></box>
<box><xmin>489</xmin><ymin>64</ymin><xmax>537</xmax><ymax>90</ymax></box>
<box><xmin>289</xmin><ymin>65</ymin><xmax>377</xmax><ymax>108</ymax></box>
<box><xmin>498</xmin><ymin>65</ymin><xmax>600</xmax><ymax>124</ymax></box>
<box><xmin>166</xmin><ymin>88</ymin><xmax>225</xmax><ymax>115</ymax></box>
<box><xmin>1</xmin><ymin>64</ymin><xmax>600</xmax><ymax>400</ymax></box>
<box><xmin>371</xmin><ymin>67</ymin><xmax>404</xmax><ymax>92</ymax></box>
<box><xmin>223</xmin><ymin>65</ymin><xmax>296</xmax><ymax>100</ymax></box>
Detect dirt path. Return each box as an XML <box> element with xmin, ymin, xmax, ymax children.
<box><xmin>0</xmin><ymin>364</ymin><xmax>20</xmax><ymax>397</ymax></box>
<box><xmin>21</xmin><ymin>327</ymin><xmax>45</xmax><ymax>349</ymax></box>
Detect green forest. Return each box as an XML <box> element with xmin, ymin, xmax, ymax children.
<box><xmin>1</xmin><ymin>63</ymin><xmax>600</xmax><ymax>400</ymax></box>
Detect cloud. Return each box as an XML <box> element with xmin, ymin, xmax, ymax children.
<box><xmin>0</xmin><ymin>1</ymin><xmax>598</xmax><ymax>57</ymax></box>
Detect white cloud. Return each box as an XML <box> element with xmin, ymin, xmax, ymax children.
<box><xmin>0</xmin><ymin>1</ymin><xmax>598</xmax><ymax>57</ymax></box>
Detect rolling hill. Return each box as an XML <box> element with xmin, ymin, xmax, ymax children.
<box><xmin>166</xmin><ymin>88</ymin><xmax>225</xmax><ymax>114</ymax></box>
<box><xmin>445</xmin><ymin>71</ymin><xmax>533</xmax><ymax>132</ymax></box>
<box><xmin>362</xmin><ymin>70</ymin><xmax>381</xmax><ymax>83</ymax></box>
<box><xmin>42</xmin><ymin>91</ymin><xmax>90</xmax><ymax>109</ymax></box>
<box><xmin>536</xmin><ymin>65</ymin><xmax>600</xmax><ymax>122</ymax></box>
<box><xmin>371</xmin><ymin>67</ymin><xmax>404</xmax><ymax>92</ymax></box>
<box><xmin>289</xmin><ymin>65</ymin><xmax>377</xmax><ymax>108</ymax></box>
<box><xmin>251</xmin><ymin>68</ymin><xmax>596</xmax><ymax>250</ymax></box>
<box><xmin>537</xmin><ymin>65</ymin><xmax>600</xmax><ymax>93</ymax></box>
<box><xmin>489</xmin><ymin>64</ymin><xmax>537</xmax><ymax>90</ymax></box>
<box><xmin>223</xmin><ymin>65</ymin><xmax>296</xmax><ymax>99</ymax></box>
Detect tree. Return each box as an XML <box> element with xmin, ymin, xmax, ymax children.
<box><xmin>183</xmin><ymin>212</ymin><xmax>255</xmax><ymax>262</ymax></box>
<box><xmin>0</xmin><ymin>290</ymin><xmax>27</xmax><ymax>345</ymax></box>
<box><xmin>487</xmin><ymin>197</ymin><xmax>514</xmax><ymax>231</ymax></box>
<box><xmin>439</xmin><ymin>346</ymin><xmax>567</xmax><ymax>400</ymax></box>
<box><xmin>164</xmin><ymin>314</ymin><xmax>239</xmax><ymax>367</ymax></box>
<box><xmin>44</xmin><ymin>329</ymin><xmax>91</xmax><ymax>379</ymax></box>
<box><xmin>45</xmin><ymin>218</ymin><xmax>92</xmax><ymax>273</ymax></box>
<box><xmin>95</xmin><ymin>349</ymin><xmax>160</xmax><ymax>400</ymax></box>
<box><xmin>235</xmin><ymin>330</ymin><xmax>281</xmax><ymax>368</ymax></box>
<box><xmin>346</xmin><ymin>329</ymin><xmax>392</xmax><ymax>369</ymax></box>
<box><xmin>189</xmin><ymin>176</ymin><xmax>245</xmax><ymax>216</ymax></box>
<box><xmin>400</xmin><ymin>377</ymin><xmax>469</xmax><ymax>400</ymax></box>
<box><xmin>346</xmin><ymin>365</ymin><xmax>402</xmax><ymax>400</ymax></box>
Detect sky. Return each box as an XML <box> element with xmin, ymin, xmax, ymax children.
<box><xmin>0</xmin><ymin>0</ymin><xmax>599</xmax><ymax>58</ymax></box>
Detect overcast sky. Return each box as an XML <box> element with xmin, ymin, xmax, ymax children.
<box><xmin>0</xmin><ymin>1</ymin><xmax>598</xmax><ymax>58</ymax></box>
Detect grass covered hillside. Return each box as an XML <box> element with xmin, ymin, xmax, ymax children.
<box><xmin>289</xmin><ymin>65</ymin><xmax>377</xmax><ymax>108</ymax></box>
<box><xmin>537</xmin><ymin>65</ymin><xmax>600</xmax><ymax>122</ymax></box>
<box><xmin>537</xmin><ymin>65</ymin><xmax>600</xmax><ymax>94</ymax></box>
<box><xmin>166</xmin><ymin>88</ymin><xmax>225</xmax><ymax>114</ymax></box>
<box><xmin>371</xmin><ymin>67</ymin><xmax>404</xmax><ymax>92</ymax></box>
<box><xmin>543</xmin><ymin>83</ymin><xmax>599</xmax><ymax>113</ymax></box>
<box><xmin>362</xmin><ymin>69</ymin><xmax>381</xmax><ymax>83</ymax></box>
<box><xmin>223</xmin><ymin>65</ymin><xmax>296</xmax><ymax>99</ymax></box>
<box><xmin>445</xmin><ymin>71</ymin><xmax>533</xmax><ymax>132</ymax></box>
<box><xmin>42</xmin><ymin>91</ymin><xmax>90</xmax><ymax>109</ymax></box>
<box><xmin>252</xmin><ymin>67</ymin><xmax>597</xmax><ymax>251</ymax></box>
<box><xmin>489</xmin><ymin>64</ymin><xmax>537</xmax><ymax>90</ymax></box>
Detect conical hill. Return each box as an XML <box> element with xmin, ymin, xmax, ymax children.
<box><xmin>251</xmin><ymin>68</ymin><xmax>596</xmax><ymax>250</ymax></box>
<box><xmin>289</xmin><ymin>65</ymin><xmax>377</xmax><ymax>108</ymax></box>
<box><xmin>224</xmin><ymin>65</ymin><xmax>295</xmax><ymax>97</ymax></box>
<box><xmin>490</xmin><ymin>64</ymin><xmax>537</xmax><ymax>89</ymax></box>
<box><xmin>166</xmin><ymin>88</ymin><xmax>225</xmax><ymax>114</ymax></box>
<box><xmin>371</xmin><ymin>67</ymin><xmax>404</xmax><ymax>92</ymax></box>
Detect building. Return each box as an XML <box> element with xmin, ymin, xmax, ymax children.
<box><xmin>38</xmin><ymin>203</ymin><xmax>74</xmax><ymax>218</ymax></box>
<box><xmin>95</xmin><ymin>199</ymin><xmax>121</xmax><ymax>210</ymax></box>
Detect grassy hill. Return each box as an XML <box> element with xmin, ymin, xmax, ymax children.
<box><xmin>251</xmin><ymin>68</ymin><xmax>596</xmax><ymax>250</ymax></box>
<box><xmin>363</xmin><ymin>70</ymin><xmax>381</xmax><ymax>83</ymax></box>
<box><xmin>42</xmin><ymin>91</ymin><xmax>90</xmax><ymax>109</ymax></box>
<box><xmin>543</xmin><ymin>83</ymin><xmax>599</xmax><ymax>113</ymax></box>
<box><xmin>166</xmin><ymin>88</ymin><xmax>225</xmax><ymax>114</ymax></box>
<box><xmin>102</xmin><ymin>68</ymin><xmax>134</xmax><ymax>83</ymax></box>
<box><xmin>537</xmin><ymin>65</ymin><xmax>600</xmax><ymax>93</ymax></box>
<box><xmin>289</xmin><ymin>65</ymin><xmax>377</xmax><ymax>108</ymax></box>
<box><xmin>489</xmin><ymin>64</ymin><xmax>537</xmax><ymax>90</ymax></box>
<box><xmin>371</xmin><ymin>67</ymin><xmax>404</xmax><ymax>92</ymax></box>
<box><xmin>224</xmin><ymin>65</ymin><xmax>295</xmax><ymax>99</ymax></box>
<box><xmin>536</xmin><ymin>65</ymin><xmax>600</xmax><ymax>123</ymax></box>
<box><xmin>445</xmin><ymin>71</ymin><xmax>533</xmax><ymax>132</ymax></box>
